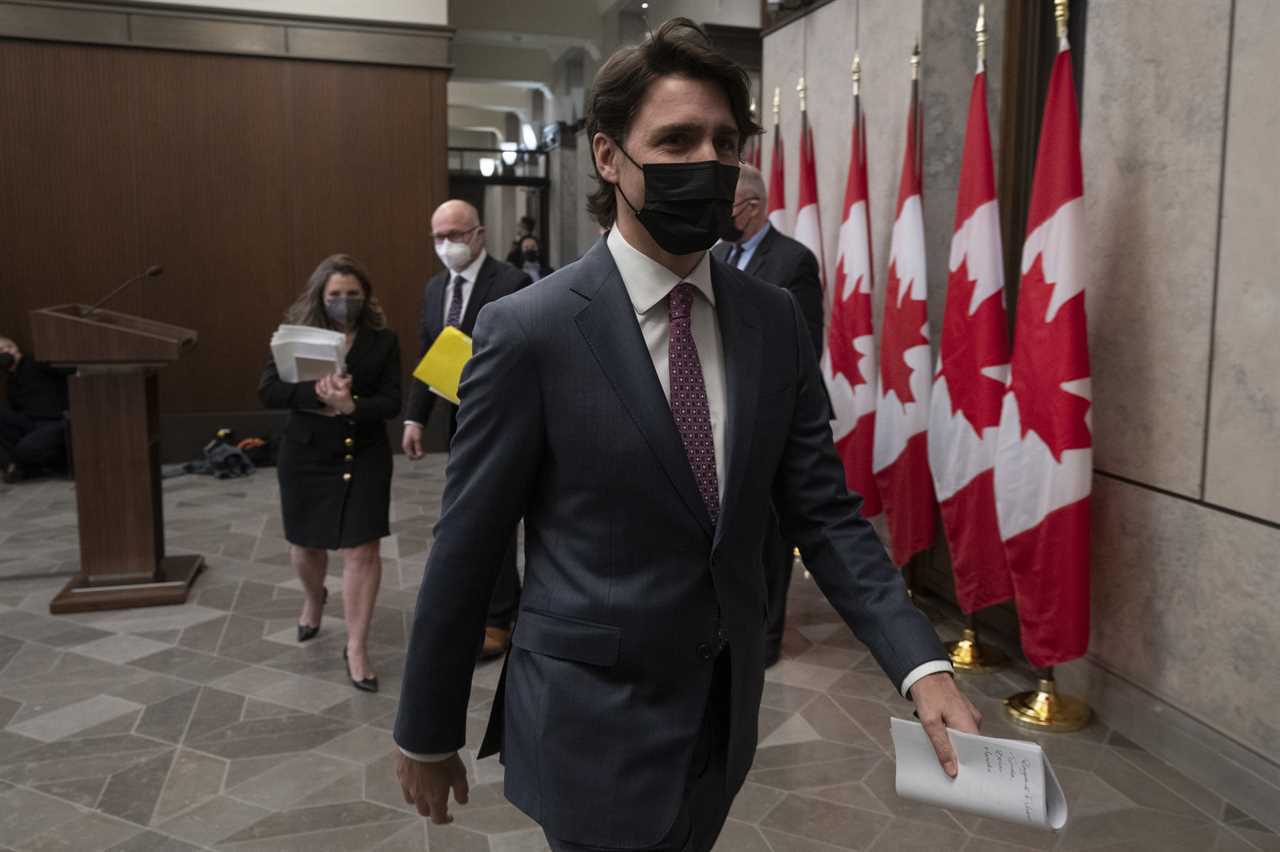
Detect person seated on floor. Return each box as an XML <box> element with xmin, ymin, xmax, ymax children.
<box><xmin>0</xmin><ymin>336</ymin><xmax>73</xmax><ymax>483</ymax></box>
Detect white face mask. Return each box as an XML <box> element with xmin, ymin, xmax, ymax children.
<box><xmin>436</xmin><ymin>239</ymin><xmax>473</xmax><ymax>271</ymax></box>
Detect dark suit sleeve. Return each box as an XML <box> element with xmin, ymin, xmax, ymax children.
<box><xmin>514</xmin><ymin>270</ymin><xmax>534</xmax><ymax>292</ymax></box>
<box><xmin>787</xmin><ymin>247</ymin><xmax>825</xmax><ymax>358</ymax></box>
<box><xmin>258</xmin><ymin>354</ymin><xmax>322</xmax><ymax>411</ymax></box>
<box><xmin>352</xmin><ymin>332</ymin><xmax>402</xmax><ymax>423</ymax></box>
<box><xmin>395</xmin><ymin>298</ymin><xmax>543</xmax><ymax>754</ymax></box>
<box><xmin>404</xmin><ymin>284</ymin><xmax>437</xmax><ymax>425</ymax></box>
<box><xmin>769</xmin><ymin>292</ymin><xmax>944</xmax><ymax>691</ymax></box>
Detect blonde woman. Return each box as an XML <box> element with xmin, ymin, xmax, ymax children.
<box><xmin>259</xmin><ymin>254</ymin><xmax>401</xmax><ymax>692</ymax></box>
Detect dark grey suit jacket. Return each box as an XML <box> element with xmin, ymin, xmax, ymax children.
<box><xmin>714</xmin><ymin>225</ymin><xmax>824</xmax><ymax>357</ymax></box>
<box><xmin>403</xmin><ymin>254</ymin><xmax>532</xmax><ymax>429</ymax></box>
<box><xmin>395</xmin><ymin>238</ymin><xmax>942</xmax><ymax>848</ymax></box>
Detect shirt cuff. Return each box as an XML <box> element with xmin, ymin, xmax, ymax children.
<box><xmin>398</xmin><ymin>747</ymin><xmax>456</xmax><ymax>763</ymax></box>
<box><xmin>403</xmin><ymin>420</ymin><xmax>424</xmax><ymax>428</ymax></box>
<box><xmin>900</xmin><ymin>660</ymin><xmax>955</xmax><ymax>698</ymax></box>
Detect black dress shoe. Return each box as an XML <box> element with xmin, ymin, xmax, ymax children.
<box><xmin>344</xmin><ymin>647</ymin><xmax>379</xmax><ymax>693</ymax></box>
<box><xmin>296</xmin><ymin>587</ymin><xmax>328</xmax><ymax>643</ymax></box>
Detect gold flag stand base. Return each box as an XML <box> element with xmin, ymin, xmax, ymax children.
<box><xmin>1005</xmin><ymin>675</ymin><xmax>1090</xmax><ymax>732</ymax></box>
<box><xmin>947</xmin><ymin>627</ymin><xmax>1009</xmax><ymax>673</ymax></box>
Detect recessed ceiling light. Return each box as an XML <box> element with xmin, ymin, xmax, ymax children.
<box><xmin>641</xmin><ymin>2</ymin><xmax>649</xmax><ymax>8</ymax></box>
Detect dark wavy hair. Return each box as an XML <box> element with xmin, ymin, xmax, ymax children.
<box><xmin>585</xmin><ymin>17</ymin><xmax>761</xmax><ymax>228</ymax></box>
<box><xmin>284</xmin><ymin>253</ymin><xmax>387</xmax><ymax>331</ymax></box>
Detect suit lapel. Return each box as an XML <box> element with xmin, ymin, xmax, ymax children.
<box><xmin>710</xmin><ymin>257</ymin><xmax>762</xmax><ymax>552</ymax></box>
<box><xmin>461</xmin><ymin>257</ymin><xmax>498</xmax><ymax>333</ymax></box>
<box><xmin>572</xmin><ymin>241</ymin><xmax>715</xmax><ymax>541</ymax></box>
<box><xmin>744</xmin><ymin>226</ymin><xmax>775</xmax><ymax>279</ymax></box>
<box><xmin>425</xmin><ymin>271</ymin><xmax>446</xmax><ymax>343</ymax></box>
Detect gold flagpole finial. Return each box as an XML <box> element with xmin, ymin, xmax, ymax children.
<box><xmin>851</xmin><ymin>53</ymin><xmax>861</xmax><ymax>97</ymax></box>
<box><xmin>976</xmin><ymin>3</ymin><xmax>988</xmax><ymax>69</ymax></box>
<box><xmin>772</xmin><ymin>86</ymin><xmax>781</xmax><ymax>125</ymax></box>
<box><xmin>1054</xmin><ymin>0</ymin><xmax>1069</xmax><ymax>40</ymax></box>
<box><xmin>797</xmin><ymin>76</ymin><xmax>807</xmax><ymax>113</ymax></box>
<box><xmin>910</xmin><ymin>39</ymin><xmax>921</xmax><ymax>80</ymax></box>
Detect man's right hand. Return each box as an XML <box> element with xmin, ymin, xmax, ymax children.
<box><xmin>402</xmin><ymin>423</ymin><xmax>425</xmax><ymax>460</ymax></box>
<box><xmin>397</xmin><ymin>752</ymin><xmax>469</xmax><ymax>823</ymax></box>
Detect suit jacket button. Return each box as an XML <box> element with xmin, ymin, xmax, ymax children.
<box><xmin>697</xmin><ymin>643</ymin><xmax>712</xmax><ymax>660</ymax></box>
<box><xmin>344</xmin><ymin>438</ymin><xmax>354</xmax><ymax>448</ymax></box>
<box><xmin>342</xmin><ymin>473</ymin><xmax>352</xmax><ymax>482</ymax></box>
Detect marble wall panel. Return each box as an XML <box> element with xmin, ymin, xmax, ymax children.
<box><xmin>763</xmin><ymin>0</ymin><xmax>924</xmax><ymax>334</ymax></box>
<box><xmin>1088</xmin><ymin>474</ymin><xmax>1280</xmax><ymax>762</ymax></box>
<box><xmin>1203</xmin><ymin>0</ymin><xmax>1280</xmax><ymax>523</ymax></box>
<box><xmin>1080</xmin><ymin>0</ymin><xmax>1231</xmax><ymax>495</ymax></box>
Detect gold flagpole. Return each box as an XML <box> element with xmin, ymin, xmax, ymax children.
<box><xmin>1004</xmin><ymin>0</ymin><xmax>1091</xmax><ymax>734</ymax></box>
<box><xmin>1006</xmin><ymin>667</ymin><xmax>1090</xmax><ymax>731</ymax></box>
<box><xmin>945</xmin><ymin>2</ymin><xmax>1009</xmax><ymax>676</ymax></box>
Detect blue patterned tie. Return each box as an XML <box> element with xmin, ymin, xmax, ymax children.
<box><xmin>445</xmin><ymin>275</ymin><xmax>466</xmax><ymax>328</ymax></box>
<box><xmin>668</xmin><ymin>283</ymin><xmax>719</xmax><ymax>525</ymax></box>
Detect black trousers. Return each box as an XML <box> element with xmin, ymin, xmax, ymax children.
<box><xmin>0</xmin><ymin>408</ymin><xmax>67</xmax><ymax>473</ymax></box>
<box><xmin>762</xmin><ymin>508</ymin><xmax>795</xmax><ymax>661</ymax></box>
<box><xmin>545</xmin><ymin>653</ymin><xmax>733</xmax><ymax>852</ymax></box>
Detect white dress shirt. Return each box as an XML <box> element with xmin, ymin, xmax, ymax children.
<box><xmin>442</xmin><ymin>248</ymin><xmax>487</xmax><ymax>329</ymax></box>
<box><xmin>400</xmin><ymin>230</ymin><xmax>948</xmax><ymax>764</ymax></box>
<box><xmin>607</xmin><ymin>227</ymin><xmax>727</xmax><ymax>498</ymax></box>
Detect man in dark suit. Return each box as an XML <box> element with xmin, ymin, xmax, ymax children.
<box><xmin>401</xmin><ymin>199</ymin><xmax>532</xmax><ymax>658</ymax></box>
<box><xmin>395</xmin><ymin>19</ymin><xmax>979</xmax><ymax>852</ymax></box>
<box><xmin>0</xmin><ymin>335</ymin><xmax>71</xmax><ymax>483</ymax></box>
<box><xmin>713</xmin><ymin>164</ymin><xmax>824</xmax><ymax>668</ymax></box>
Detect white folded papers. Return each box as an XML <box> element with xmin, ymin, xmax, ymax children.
<box><xmin>270</xmin><ymin>325</ymin><xmax>348</xmax><ymax>383</ymax></box>
<box><xmin>891</xmin><ymin>717</ymin><xmax>1068</xmax><ymax>831</ymax></box>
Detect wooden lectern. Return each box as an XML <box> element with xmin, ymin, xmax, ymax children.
<box><xmin>30</xmin><ymin>305</ymin><xmax>203</xmax><ymax>614</ymax></box>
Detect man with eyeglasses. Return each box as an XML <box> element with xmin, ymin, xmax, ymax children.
<box><xmin>403</xmin><ymin>199</ymin><xmax>531</xmax><ymax>659</ymax></box>
<box><xmin>712</xmin><ymin>163</ymin><xmax>824</xmax><ymax>667</ymax></box>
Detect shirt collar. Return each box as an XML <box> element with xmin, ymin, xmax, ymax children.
<box><xmin>607</xmin><ymin>226</ymin><xmax>715</xmax><ymax>316</ymax></box>
<box><xmin>740</xmin><ymin>221</ymin><xmax>770</xmax><ymax>254</ymax></box>
<box><xmin>453</xmin><ymin>248</ymin><xmax>488</xmax><ymax>284</ymax></box>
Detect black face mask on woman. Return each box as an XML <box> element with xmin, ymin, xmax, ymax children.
<box><xmin>614</xmin><ymin>143</ymin><xmax>741</xmax><ymax>255</ymax></box>
<box><xmin>325</xmin><ymin>296</ymin><xmax>364</xmax><ymax>328</ymax></box>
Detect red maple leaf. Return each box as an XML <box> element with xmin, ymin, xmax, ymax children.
<box><xmin>880</xmin><ymin>260</ymin><xmax>928</xmax><ymax>404</ymax></box>
<box><xmin>937</xmin><ymin>257</ymin><xmax>1009</xmax><ymax>433</ymax></box>
<box><xmin>1009</xmin><ymin>255</ymin><xmax>1091</xmax><ymax>460</ymax></box>
<box><xmin>829</xmin><ymin>257</ymin><xmax>874</xmax><ymax>389</ymax></box>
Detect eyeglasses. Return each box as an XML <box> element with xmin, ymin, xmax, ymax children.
<box><xmin>432</xmin><ymin>225</ymin><xmax>479</xmax><ymax>243</ymax></box>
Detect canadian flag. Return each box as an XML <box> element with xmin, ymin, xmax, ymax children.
<box><xmin>993</xmin><ymin>39</ymin><xmax>1092</xmax><ymax>668</ymax></box>
<box><xmin>927</xmin><ymin>66</ymin><xmax>1014</xmax><ymax>612</ymax></box>
<box><xmin>873</xmin><ymin>78</ymin><xmax>936</xmax><ymax>567</ymax></box>
<box><xmin>794</xmin><ymin>113</ymin><xmax>827</xmax><ymax>288</ymax></box>
<box><xmin>821</xmin><ymin>96</ymin><xmax>881</xmax><ymax>517</ymax></box>
<box><xmin>767</xmin><ymin>122</ymin><xmax>787</xmax><ymax>232</ymax></box>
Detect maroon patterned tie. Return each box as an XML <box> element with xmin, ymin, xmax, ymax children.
<box><xmin>668</xmin><ymin>283</ymin><xmax>720</xmax><ymax>525</ymax></box>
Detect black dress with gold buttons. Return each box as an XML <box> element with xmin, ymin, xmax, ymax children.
<box><xmin>259</xmin><ymin>328</ymin><xmax>402</xmax><ymax>550</ymax></box>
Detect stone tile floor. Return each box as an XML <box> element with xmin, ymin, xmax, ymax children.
<box><xmin>0</xmin><ymin>457</ymin><xmax>1277</xmax><ymax>851</ymax></box>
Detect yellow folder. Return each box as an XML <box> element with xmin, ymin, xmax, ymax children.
<box><xmin>413</xmin><ymin>326</ymin><xmax>473</xmax><ymax>405</ymax></box>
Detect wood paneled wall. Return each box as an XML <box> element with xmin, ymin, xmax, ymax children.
<box><xmin>0</xmin><ymin>39</ymin><xmax>448</xmax><ymax>414</ymax></box>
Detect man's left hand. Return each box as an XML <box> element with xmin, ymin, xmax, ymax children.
<box><xmin>909</xmin><ymin>672</ymin><xmax>982</xmax><ymax>778</ymax></box>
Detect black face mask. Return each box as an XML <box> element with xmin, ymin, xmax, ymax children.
<box><xmin>325</xmin><ymin>296</ymin><xmax>364</xmax><ymax>328</ymax></box>
<box><xmin>523</xmin><ymin>249</ymin><xmax>540</xmax><ymax>263</ymax></box>
<box><xmin>614</xmin><ymin>144</ymin><xmax>740</xmax><ymax>255</ymax></box>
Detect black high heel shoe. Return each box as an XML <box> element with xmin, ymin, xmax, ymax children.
<box><xmin>296</xmin><ymin>587</ymin><xmax>328</xmax><ymax>643</ymax></box>
<box><xmin>344</xmin><ymin>647</ymin><xmax>379</xmax><ymax>693</ymax></box>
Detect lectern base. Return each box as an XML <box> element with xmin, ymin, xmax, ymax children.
<box><xmin>49</xmin><ymin>555</ymin><xmax>205</xmax><ymax>614</ymax></box>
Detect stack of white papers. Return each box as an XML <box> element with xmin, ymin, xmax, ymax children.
<box><xmin>891</xmin><ymin>718</ymin><xmax>1068</xmax><ymax>831</ymax></box>
<box><xmin>270</xmin><ymin>325</ymin><xmax>348</xmax><ymax>383</ymax></box>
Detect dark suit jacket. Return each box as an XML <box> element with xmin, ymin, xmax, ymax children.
<box><xmin>4</xmin><ymin>358</ymin><xmax>72</xmax><ymax>419</ymax></box>
<box><xmin>395</xmin><ymin>239</ymin><xmax>943</xmax><ymax>848</ymax></box>
<box><xmin>403</xmin><ymin>254</ymin><xmax>533</xmax><ymax>430</ymax></box>
<box><xmin>714</xmin><ymin>225</ymin><xmax>824</xmax><ymax>357</ymax></box>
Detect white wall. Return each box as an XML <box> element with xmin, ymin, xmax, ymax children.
<box><xmin>124</xmin><ymin>0</ymin><xmax>448</xmax><ymax>25</ymax></box>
